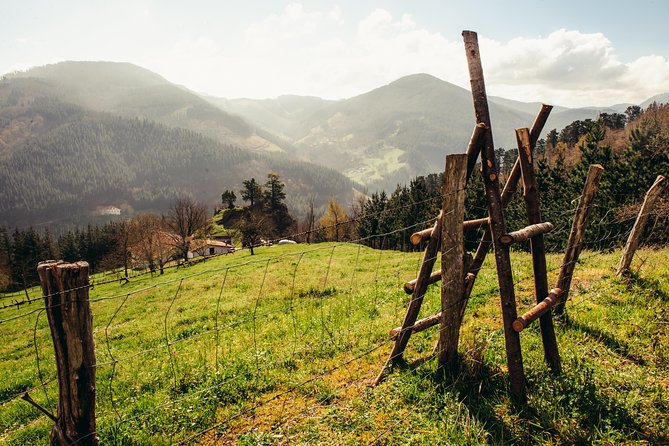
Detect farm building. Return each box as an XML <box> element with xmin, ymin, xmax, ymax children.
<box><xmin>188</xmin><ymin>239</ymin><xmax>234</xmax><ymax>258</ymax></box>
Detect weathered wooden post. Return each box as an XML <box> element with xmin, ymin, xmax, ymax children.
<box><xmin>438</xmin><ymin>154</ymin><xmax>468</xmax><ymax>371</ymax></box>
<box><xmin>617</xmin><ymin>175</ymin><xmax>667</xmax><ymax>277</ymax></box>
<box><xmin>554</xmin><ymin>164</ymin><xmax>604</xmax><ymax>315</ymax></box>
<box><xmin>37</xmin><ymin>261</ymin><xmax>98</xmax><ymax>446</ymax></box>
<box><xmin>463</xmin><ymin>30</ymin><xmax>526</xmax><ymax>403</ymax></box>
<box><xmin>516</xmin><ymin>128</ymin><xmax>561</xmax><ymax>373</ymax></box>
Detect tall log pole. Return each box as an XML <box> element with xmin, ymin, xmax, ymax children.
<box><xmin>37</xmin><ymin>261</ymin><xmax>98</xmax><ymax>446</ymax></box>
<box><xmin>617</xmin><ymin>175</ymin><xmax>667</xmax><ymax>277</ymax></box>
<box><xmin>438</xmin><ymin>154</ymin><xmax>468</xmax><ymax>371</ymax></box>
<box><xmin>466</xmin><ymin>104</ymin><xmax>553</xmax><ymax>279</ymax></box>
<box><xmin>554</xmin><ymin>164</ymin><xmax>604</xmax><ymax>314</ymax></box>
<box><xmin>516</xmin><ymin>128</ymin><xmax>561</xmax><ymax>373</ymax></box>
<box><xmin>463</xmin><ymin>30</ymin><xmax>525</xmax><ymax>403</ymax></box>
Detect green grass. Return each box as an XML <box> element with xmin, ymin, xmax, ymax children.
<box><xmin>0</xmin><ymin>244</ymin><xmax>667</xmax><ymax>445</ymax></box>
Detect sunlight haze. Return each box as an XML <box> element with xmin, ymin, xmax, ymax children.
<box><xmin>2</xmin><ymin>0</ymin><xmax>669</xmax><ymax>107</ymax></box>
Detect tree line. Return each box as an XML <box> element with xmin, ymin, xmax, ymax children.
<box><xmin>2</xmin><ymin>104</ymin><xmax>667</xmax><ymax>292</ymax></box>
<box><xmin>353</xmin><ymin>103</ymin><xmax>668</xmax><ymax>252</ymax></box>
<box><xmin>0</xmin><ymin>196</ymin><xmax>210</xmax><ymax>292</ymax></box>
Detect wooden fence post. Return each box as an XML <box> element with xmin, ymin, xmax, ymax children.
<box><xmin>516</xmin><ymin>128</ymin><xmax>561</xmax><ymax>373</ymax></box>
<box><xmin>37</xmin><ymin>261</ymin><xmax>98</xmax><ymax>446</ymax></box>
<box><xmin>554</xmin><ymin>164</ymin><xmax>604</xmax><ymax>315</ymax></box>
<box><xmin>463</xmin><ymin>30</ymin><xmax>525</xmax><ymax>403</ymax></box>
<box><xmin>438</xmin><ymin>154</ymin><xmax>468</xmax><ymax>371</ymax></box>
<box><xmin>617</xmin><ymin>175</ymin><xmax>667</xmax><ymax>277</ymax></box>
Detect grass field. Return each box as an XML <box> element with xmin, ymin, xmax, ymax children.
<box><xmin>0</xmin><ymin>243</ymin><xmax>668</xmax><ymax>445</ymax></box>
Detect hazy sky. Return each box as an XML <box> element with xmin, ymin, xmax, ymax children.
<box><xmin>2</xmin><ymin>0</ymin><xmax>669</xmax><ymax>107</ymax></box>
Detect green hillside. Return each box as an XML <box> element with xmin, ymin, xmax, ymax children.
<box><xmin>6</xmin><ymin>61</ymin><xmax>287</xmax><ymax>153</ymax></box>
<box><xmin>0</xmin><ymin>244</ymin><xmax>667</xmax><ymax>444</ymax></box>
<box><xmin>0</xmin><ymin>86</ymin><xmax>357</xmax><ymax>228</ymax></box>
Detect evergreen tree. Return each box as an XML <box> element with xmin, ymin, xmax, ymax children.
<box><xmin>221</xmin><ymin>190</ymin><xmax>237</xmax><ymax>209</ymax></box>
<box><xmin>263</xmin><ymin>173</ymin><xmax>295</xmax><ymax>236</ymax></box>
<box><xmin>241</xmin><ymin>178</ymin><xmax>263</xmax><ymax>209</ymax></box>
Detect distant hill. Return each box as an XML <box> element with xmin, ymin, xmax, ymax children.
<box><xmin>641</xmin><ymin>92</ymin><xmax>669</xmax><ymax>108</ymax></box>
<box><xmin>213</xmin><ymin>74</ymin><xmax>534</xmax><ymax>190</ymax></box>
<box><xmin>6</xmin><ymin>61</ymin><xmax>288</xmax><ymax>154</ymax></box>
<box><xmin>210</xmin><ymin>74</ymin><xmax>668</xmax><ymax>190</ymax></box>
<box><xmin>208</xmin><ymin>95</ymin><xmax>335</xmax><ymax>141</ymax></box>
<box><xmin>0</xmin><ymin>79</ymin><xmax>358</xmax><ymax>228</ymax></box>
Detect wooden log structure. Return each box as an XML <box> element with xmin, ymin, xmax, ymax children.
<box><xmin>396</xmin><ymin>273</ymin><xmax>474</xmax><ymax>335</ymax></box>
<box><xmin>466</xmin><ymin>104</ymin><xmax>552</xmax><ymax>279</ymax></box>
<box><xmin>499</xmin><ymin>222</ymin><xmax>554</xmax><ymax>245</ymax></box>
<box><xmin>404</xmin><ymin>270</ymin><xmax>441</xmax><ymax>293</ymax></box>
<box><xmin>617</xmin><ymin>175</ymin><xmax>668</xmax><ymax>277</ymax></box>
<box><xmin>513</xmin><ymin>288</ymin><xmax>562</xmax><ymax>332</ymax></box>
<box><xmin>554</xmin><ymin>164</ymin><xmax>604</xmax><ymax>314</ymax></box>
<box><xmin>438</xmin><ymin>154</ymin><xmax>468</xmax><ymax>370</ymax></box>
<box><xmin>463</xmin><ymin>29</ymin><xmax>526</xmax><ymax>403</ymax></box>
<box><xmin>389</xmin><ymin>312</ymin><xmax>441</xmax><ymax>340</ymax></box>
<box><xmin>410</xmin><ymin>217</ymin><xmax>490</xmax><ymax>245</ymax></box>
<box><xmin>516</xmin><ymin>127</ymin><xmax>561</xmax><ymax>373</ymax></box>
<box><xmin>373</xmin><ymin>215</ymin><xmax>443</xmax><ymax>385</ymax></box>
<box><xmin>466</xmin><ymin>123</ymin><xmax>489</xmax><ymax>181</ymax></box>
<box><xmin>37</xmin><ymin>261</ymin><xmax>98</xmax><ymax>446</ymax></box>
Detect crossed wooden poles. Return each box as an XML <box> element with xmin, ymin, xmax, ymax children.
<box><xmin>374</xmin><ymin>31</ymin><xmax>604</xmax><ymax>403</ymax></box>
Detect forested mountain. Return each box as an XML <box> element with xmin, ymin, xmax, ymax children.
<box><xmin>208</xmin><ymin>95</ymin><xmax>334</xmax><ymax>141</ymax></box>
<box><xmin>5</xmin><ymin>61</ymin><xmax>287</xmax><ymax>153</ymax></box>
<box><xmin>210</xmin><ymin>73</ymin><xmax>660</xmax><ymax>191</ymax></box>
<box><xmin>0</xmin><ymin>84</ymin><xmax>357</xmax><ymax>228</ymax></box>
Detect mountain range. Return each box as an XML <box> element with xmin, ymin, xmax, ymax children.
<box><xmin>1</xmin><ymin>61</ymin><xmax>666</xmax><ymax>229</ymax></box>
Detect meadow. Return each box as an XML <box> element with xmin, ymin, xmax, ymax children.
<box><xmin>0</xmin><ymin>242</ymin><xmax>668</xmax><ymax>445</ymax></box>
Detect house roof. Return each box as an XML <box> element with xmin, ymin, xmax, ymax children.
<box><xmin>189</xmin><ymin>239</ymin><xmax>233</xmax><ymax>250</ymax></box>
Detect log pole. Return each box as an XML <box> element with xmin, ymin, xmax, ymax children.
<box><xmin>410</xmin><ymin>217</ymin><xmax>489</xmax><ymax>246</ymax></box>
<box><xmin>374</xmin><ymin>214</ymin><xmax>443</xmax><ymax>385</ymax></box>
<box><xmin>463</xmin><ymin>30</ymin><xmax>525</xmax><ymax>403</ymax></box>
<box><xmin>616</xmin><ymin>175</ymin><xmax>667</xmax><ymax>277</ymax></box>
<box><xmin>37</xmin><ymin>261</ymin><xmax>98</xmax><ymax>446</ymax></box>
<box><xmin>465</xmin><ymin>103</ymin><xmax>553</xmax><ymax>279</ymax></box>
<box><xmin>513</xmin><ymin>288</ymin><xmax>562</xmax><ymax>333</ymax></box>
<box><xmin>438</xmin><ymin>154</ymin><xmax>468</xmax><ymax>370</ymax></box>
<box><xmin>554</xmin><ymin>164</ymin><xmax>604</xmax><ymax>314</ymax></box>
<box><xmin>499</xmin><ymin>222</ymin><xmax>554</xmax><ymax>245</ymax></box>
<box><xmin>516</xmin><ymin>128</ymin><xmax>561</xmax><ymax>373</ymax></box>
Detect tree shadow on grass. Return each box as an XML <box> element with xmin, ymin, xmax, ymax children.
<box><xmin>565</xmin><ymin>318</ymin><xmax>646</xmax><ymax>365</ymax></box>
<box><xmin>621</xmin><ymin>270</ymin><xmax>669</xmax><ymax>302</ymax></box>
<box><xmin>401</xmin><ymin>352</ymin><xmax>649</xmax><ymax>445</ymax></box>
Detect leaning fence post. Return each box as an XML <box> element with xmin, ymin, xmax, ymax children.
<box><xmin>554</xmin><ymin>164</ymin><xmax>604</xmax><ymax>315</ymax></box>
<box><xmin>438</xmin><ymin>154</ymin><xmax>468</xmax><ymax>371</ymax></box>
<box><xmin>617</xmin><ymin>175</ymin><xmax>667</xmax><ymax>277</ymax></box>
<box><xmin>37</xmin><ymin>261</ymin><xmax>98</xmax><ymax>446</ymax></box>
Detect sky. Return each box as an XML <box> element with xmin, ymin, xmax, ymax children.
<box><xmin>2</xmin><ymin>0</ymin><xmax>669</xmax><ymax>107</ymax></box>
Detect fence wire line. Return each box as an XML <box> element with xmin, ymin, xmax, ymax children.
<box><xmin>0</xmin><ymin>210</ymin><xmax>444</xmax><ymax>317</ymax></box>
<box><xmin>0</xmin><ymin>198</ymin><xmax>642</xmax><ymax>405</ymax></box>
<box><xmin>1</xmin><ymin>186</ymin><xmax>666</xmax><ymax>444</ymax></box>
<box><xmin>0</xmin><ymin>220</ymin><xmax>426</xmax><ymax>409</ymax></box>
<box><xmin>0</xmin><ymin>190</ymin><xmax>453</xmax><ymax>306</ymax></box>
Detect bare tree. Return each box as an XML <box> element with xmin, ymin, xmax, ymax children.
<box><xmin>129</xmin><ymin>213</ymin><xmax>170</xmax><ymax>274</ymax></box>
<box><xmin>302</xmin><ymin>195</ymin><xmax>317</xmax><ymax>244</ymax></box>
<box><xmin>164</xmin><ymin>196</ymin><xmax>209</xmax><ymax>261</ymax></box>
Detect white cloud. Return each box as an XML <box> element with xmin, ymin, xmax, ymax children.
<box><xmin>478</xmin><ymin>29</ymin><xmax>669</xmax><ymax>106</ymax></box>
<box><xmin>142</xmin><ymin>4</ymin><xmax>669</xmax><ymax>107</ymax></box>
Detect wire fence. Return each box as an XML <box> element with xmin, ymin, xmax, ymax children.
<box><xmin>0</xmin><ymin>185</ymin><xmax>667</xmax><ymax>444</ymax></box>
